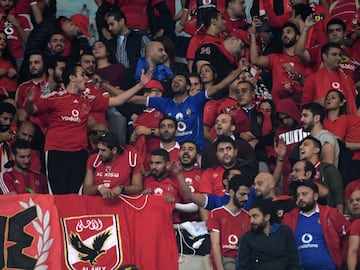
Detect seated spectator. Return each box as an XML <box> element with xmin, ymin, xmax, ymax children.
<box><xmin>0</xmin><ymin>101</ymin><xmax>16</xmax><ymax>171</ymax></box>
<box><xmin>83</xmin><ymin>132</ymin><xmax>142</xmax><ymax>198</ymax></box>
<box><xmin>0</xmin><ymin>139</ymin><xmax>48</xmax><ymax>194</ymax></box>
<box><xmin>46</xmin><ymin>32</ymin><xmax>66</xmax><ymax>57</ymax></box>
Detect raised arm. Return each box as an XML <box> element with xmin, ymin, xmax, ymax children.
<box><xmin>108</xmin><ymin>69</ymin><xmax>152</xmax><ymax>107</ymax></box>
<box><xmin>249</xmin><ymin>21</ymin><xmax>269</xmax><ymax>67</ymax></box>
<box><xmin>294</xmin><ymin>16</ymin><xmax>316</xmax><ymax>63</ymax></box>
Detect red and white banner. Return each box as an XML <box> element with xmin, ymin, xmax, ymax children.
<box><xmin>0</xmin><ymin>194</ymin><xmax>178</xmax><ymax>270</ymax></box>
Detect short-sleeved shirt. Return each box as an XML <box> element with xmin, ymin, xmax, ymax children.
<box><xmin>36</xmin><ymin>90</ymin><xmax>109</xmax><ymax>152</ymax></box>
<box><xmin>199</xmin><ymin>166</ymin><xmax>225</xmax><ymax>196</ymax></box>
<box><xmin>0</xmin><ymin>167</ymin><xmax>48</xmax><ymax>194</ymax></box>
<box><xmin>315</xmin><ymin>130</ymin><xmax>340</xmax><ymax>168</ymax></box>
<box><xmin>208</xmin><ymin>206</ymin><xmax>250</xmax><ymax>259</ymax></box>
<box><xmin>147</xmin><ymin>91</ymin><xmax>209</xmax><ymax>152</ymax></box>
<box><xmin>87</xmin><ymin>146</ymin><xmax>141</xmax><ymax>189</ymax></box>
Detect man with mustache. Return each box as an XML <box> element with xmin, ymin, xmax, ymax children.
<box><xmin>0</xmin><ymin>139</ymin><xmax>48</xmax><ymax>194</ymax></box>
<box><xmin>250</xmin><ymin>22</ymin><xmax>307</xmax><ymax>105</ymax></box>
<box><xmin>237</xmin><ymin>199</ymin><xmax>301</xmax><ymax>270</ymax></box>
<box><xmin>282</xmin><ymin>180</ymin><xmax>350</xmax><ymax>270</ymax></box>
<box><xmin>207</xmin><ymin>174</ymin><xmax>252</xmax><ymax>270</ymax></box>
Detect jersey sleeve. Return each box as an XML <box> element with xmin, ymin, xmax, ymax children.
<box><xmin>207</xmin><ymin>209</ymin><xmax>220</xmax><ymax>232</ymax></box>
<box><xmin>0</xmin><ymin>171</ymin><xmax>15</xmax><ymax>194</ymax></box>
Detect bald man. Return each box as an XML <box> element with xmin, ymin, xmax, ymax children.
<box><xmin>134</xmin><ymin>41</ymin><xmax>174</xmax><ymax>82</ymax></box>
<box><xmin>253</xmin><ymin>172</ymin><xmax>295</xmax><ymax>223</ymax></box>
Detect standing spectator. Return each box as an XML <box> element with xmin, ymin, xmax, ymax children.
<box><xmin>0</xmin><ymin>139</ymin><xmax>48</xmax><ymax>194</ymax></box>
<box><xmin>237</xmin><ymin>199</ymin><xmax>302</xmax><ymax>270</ymax></box>
<box><xmin>83</xmin><ymin>132</ymin><xmax>142</xmax><ymax>198</ymax></box>
<box><xmin>208</xmin><ymin>174</ymin><xmax>252</xmax><ymax>270</ymax></box>
<box><xmin>106</xmin><ymin>9</ymin><xmax>150</xmax><ymax>89</ymax></box>
<box><xmin>0</xmin><ymin>0</ymin><xmax>32</xmax><ymax>68</ymax></box>
<box><xmin>188</xmin><ymin>72</ymin><xmax>202</xmax><ymax>96</ymax></box>
<box><xmin>347</xmin><ymin>189</ymin><xmax>360</xmax><ymax>270</ymax></box>
<box><xmin>46</xmin><ymin>32</ymin><xmax>66</xmax><ymax>56</ymax></box>
<box><xmin>298</xmin><ymin>136</ymin><xmax>344</xmax><ymax>212</ymax></box>
<box><xmin>26</xmin><ymin>64</ymin><xmax>152</xmax><ymax>194</ymax></box>
<box><xmin>282</xmin><ymin>180</ymin><xmax>350</xmax><ymax>270</ymax></box>
<box><xmin>301</xmin><ymin>43</ymin><xmax>358</xmax><ymax>114</ymax></box>
<box><xmin>301</xmin><ymin>102</ymin><xmax>340</xmax><ymax>166</ymax></box>
<box><xmin>0</xmin><ymin>101</ymin><xmax>16</xmax><ymax>171</ymax></box>
<box><xmin>250</xmin><ymin>22</ymin><xmax>307</xmax><ymax>105</ymax></box>
<box><xmin>0</xmin><ymin>30</ymin><xmax>17</xmax><ymax>98</ymax></box>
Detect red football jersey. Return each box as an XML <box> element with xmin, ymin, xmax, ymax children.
<box><xmin>86</xmin><ymin>146</ymin><xmax>141</xmax><ymax>188</ymax></box>
<box><xmin>199</xmin><ymin>166</ymin><xmax>225</xmax><ymax>196</ymax></box>
<box><xmin>208</xmin><ymin>206</ymin><xmax>250</xmax><ymax>258</ymax></box>
<box><xmin>36</xmin><ymin>90</ymin><xmax>109</xmax><ymax>152</ymax></box>
<box><xmin>0</xmin><ymin>167</ymin><xmax>48</xmax><ymax>194</ymax></box>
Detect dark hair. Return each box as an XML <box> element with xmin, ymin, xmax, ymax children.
<box><xmin>188</xmin><ymin>72</ymin><xmax>201</xmax><ymax>81</ymax></box>
<box><xmin>174</xmin><ymin>73</ymin><xmax>191</xmax><ymax>86</ymax></box>
<box><xmin>282</xmin><ymin>22</ymin><xmax>300</xmax><ymax>36</ymax></box>
<box><xmin>199</xmin><ymin>63</ymin><xmax>218</xmax><ymax>82</ymax></box>
<box><xmin>327</xmin><ymin>18</ymin><xmax>346</xmax><ymax>32</ymax></box>
<box><xmin>151</xmin><ymin>148</ymin><xmax>170</xmax><ymax>162</ymax></box>
<box><xmin>203</xmin><ymin>8</ymin><xmax>221</xmax><ymax>28</ymax></box>
<box><xmin>302</xmin><ymin>102</ymin><xmax>326</xmax><ymax>123</ymax></box>
<box><xmin>228</xmin><ymin>174</ymin><xmax>252</xmax><ymax>192</ymax></box>
<box><xmin>292</xmin><ymin>4</ymin><xmax>313</xmax><ymax>22</ymax></box>
<box><xmin>321</xmin><ymin>42</ymin><xmax>341</xmax><ymax>61</ymax></box>
<box><xmin>11</xmin><ymin>139</ymin><xmax>31</xmax><ymax>155</ymax></box>
<box><xmin>180</xmin><ymin>140</ymin><xmax>199</xmax><ymax>154</ymax></box>
<box><xmin>0</xmin><ymin>101</ymin><xmax>16</xmax><ymax>116</ymax></box>
<box><xmin>0</xmin><ymin>31</ymin><xmax>16</xmax><ymax>68</ymax></box>
<box><xmin>303</xmin><ymin>160</ymin><xmax>316</xmax><ymax>179</ymax></box>
<box><xmin>28</xmin><ymin>52</ymin><xmax>48</xmax><ymax>75</ymax></box>
<box><xmin>47</xmin><ymin>55</ymin><xmax>66</xmax><ymax>70</ymax></box>
<box><xmin>107</xmin><ymin>9</ymin><xmax>127</xmax><ymax>24</ymax></box>
<box><xmin>214</xmin><ymin>135</ymin><xmax>236</xmax><ymax>151</ymax></box>
<box><xmin>238</xmin><ymin>80</ymin><xmax>255</xmax><ymax>91</ymax></box>
<box><xmin>92</xmin><ymin>40</ymin><xmax>118</xmax><ymax>64</ymax></box>
<box><xmin>250</xmin><ymin>198</ymin><xmax>273</xmax><ymax>217</ymax></box>
<box><xmin>325</xmin><ymin>89</ymin><xmax>348</xmax><ymax>115</ymax></box>
<box><xmin>300</xmin><ymin>136</ymin><xmax>322</xmax><ymax>157</ymax></box>
<box><xmin>159</xmin><ymin>116</ymin><xmax>177</xmax><ymax>128</ymax></box>
<box><xmin>62</xmin><ymin>64</ymin><xmax>81</xmax><ymax>86</ymax></box>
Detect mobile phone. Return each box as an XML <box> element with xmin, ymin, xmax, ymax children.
<box><xmin>256</xmin><ymin>15</ymin><xmax>270</xmax><ymax>33</ymax></box>
<box><xmin>313</xmin><ymin>13</ymin><xmax>325</xmax><ymax>22</ymax></box>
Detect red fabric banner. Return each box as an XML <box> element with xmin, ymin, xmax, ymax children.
<box><xmin>0</xmin><ymin>194</ymin><xmax>178</xmax><ymax>270</ymax></box>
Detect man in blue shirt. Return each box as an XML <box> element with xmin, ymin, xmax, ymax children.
<box><xmin>129</xmin><ymin>65</ymin><xmax>244</xmax><ymax>153</ymax></box>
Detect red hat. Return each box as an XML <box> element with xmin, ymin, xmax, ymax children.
<box><xmin>70</xmin><ymin>14</ymin><xmax>90</xmax><ymax>37</ymax></box>
<box><xmin>145</xmin><ymin>80</ymin><xmax>164</xmax><ymax>92</ymax></box>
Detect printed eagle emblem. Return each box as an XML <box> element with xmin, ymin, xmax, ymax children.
<box><xmin>69</xmin><ymin>230</ymin><xmax>110</xmax><ymax>265</ymax></box>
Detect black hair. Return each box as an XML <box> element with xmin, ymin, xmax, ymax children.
<box><xmin>11</xmin><ymin>139</ymin><xmax>31</xmax><ymax>155</ymax></box>
<box><xmin>47</xmin><ymin>55</ymin><xmax>66</xmax><ymax>70</ymax></box>
<box><xmin>214</xmin><ymin>135</ymin><xmax>236</xmax><ymax>151</ymax></box>
<box><xmin>151</xmin><ymin>148</ymin><xmax>170</xmax><ymax>162</ymax></box>
<box><xmin>203</xmin><ymin>8</ymin><xmax>221</xmax><ymax>28</ymax></box>
<box><xmin>159</xmin><ymin>116</ymin><xmax>177</xmax><ymax>128</ymax></box>
<box><xmin>62</xmin><ymin>64</ymin><xmax>81</xmax><ymax>86</ymax></box>
<box><xmin>321</xmin><ymin>42</ymin><xmax>341</xmax><ymax>61</ymax></box>
<box><xmin>300</xmin><ymin>136</ymin><xmax>322</xmax><ymax>157</ymax></box>
<box><xmin>282</xmin><ymin>22</ymin><xmax>300</xmax><ymax>36</ymax></box>
<box><xmin>0</xmin><ymin>101</ymin><xmax>16</xmax><ymax>116</ymax></box>
<box><xmin>302</xmin><ymin>102</ymin><xmax>326</xmax><ymax>123</ymax></box>
<box><xmin>327</xmin><ymin>18</ymin><xmax>346</xmax><ymax>32</ymax></box>
<box><xmin>228</xmin><ymin>174</ymin><xmax>252</xmax><ymax>192</ymax></box>
<box><xmin>107</xmin><ymin>9</ymin><xmax>127</xmax><ymax>24</ymax></box>
<box><xmin>180</xmin><ymin>140</ymin><xmax>200</xmax><ymax>154</ymax></box>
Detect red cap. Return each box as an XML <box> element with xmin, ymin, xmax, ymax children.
<box><xmin>70</xmin><ymin>13</ymin><xmax>89</xmax><ymax>37</ymax></box>
<box><xmin>145</xmin><ymin>80</ymin><xmax>164</xmax><ymax>92</ymax></box>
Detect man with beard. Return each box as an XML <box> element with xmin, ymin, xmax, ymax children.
<box><xmin>0</xmin><ymin>139</ymin><xmax>48</xmax><ymax>194</ymax></box>
<box><xmin>207</xmin><ymin>174</ymin><xmax>252</xmax><ymax>270</ymax></box>
<box><xmin>250</xmin><ymin>22</ymin><xmax>307</xmax><ymax>105</ymax></box>
<box><xmin>143</xmin><ymin>148</ymin><xmax>183</xmax><ymax>223</ymax></box>
<box><xmin>83</xmin><ymin>132</ymin><xmax>142</xmax><ymax>199</ymax></box>
<box><xmin>46</xmin><ymin>33</ymin><xmax>66</xmax><ymax>56</ymax></box>
<box><xmin>253</xmin><ymin>172</ymin><xmax>295</xmax><ymax>223</ymax></box>
<box><xmin>16</xmin><ymin>52</ymin><xmax>49</xmax><ymax>151</ymax></box>
<box><xmin>300</xmin><ymin>102</ymin><xmax>339</xmax><ymax>166</ymax></box>
<box><xmin>176</xmin><ymin>141</ymin><xmax>202</xmax><ymax>222</ymax></box>
<box><xmin>134</xmin><ymin>41</ymin><xmax>173</xmax><ymax>83</ymax></box>
<box><xmin>0</xmin><ymin>101</ymin><xmax>16</xmax><ymax>171</ymax></box>
<box><xmin>282</xmin><ymin>180</ymin><xmax>350</xmax><ymax>270</ymax></box>
<box><xmin>237</xmin><ymin>199</ymin><xmax>301</xmax><ymax>270</ymax></box>
<box><xmin>297</xmin><ymin>136</ymin><xmax>344</xmax><ymax>212</ymax></box>
<box><xmin>26</xmin><ymin>64</ymin><xmax>152</xmax><ymax>194</ymax></box>
<box><xmin>47</xmin><ymin>55</ymin><xmax>66</xmax><ymax>92</ymax></box>
<box><xmin>129</xmin><ymin>64</ymin><xmax>245</xmax><ymax>153</ymax></box>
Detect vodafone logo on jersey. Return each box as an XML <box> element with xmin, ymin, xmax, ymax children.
<box><xmin>61</xmin><ymin>109</ymin><xmax>81</xmax><ymax>123</ymax></box>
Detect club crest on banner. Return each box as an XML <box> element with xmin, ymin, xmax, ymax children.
<box><xmin>62</xmin><ymin>215</ymin><xmax>122</xmax><ymax>270</ymax></box>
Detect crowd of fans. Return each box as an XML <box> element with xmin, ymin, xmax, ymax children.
<box><xmin>0</xmin><ymin>0</ymin><xmax>359</xmax><ymax>269</ymax></box>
